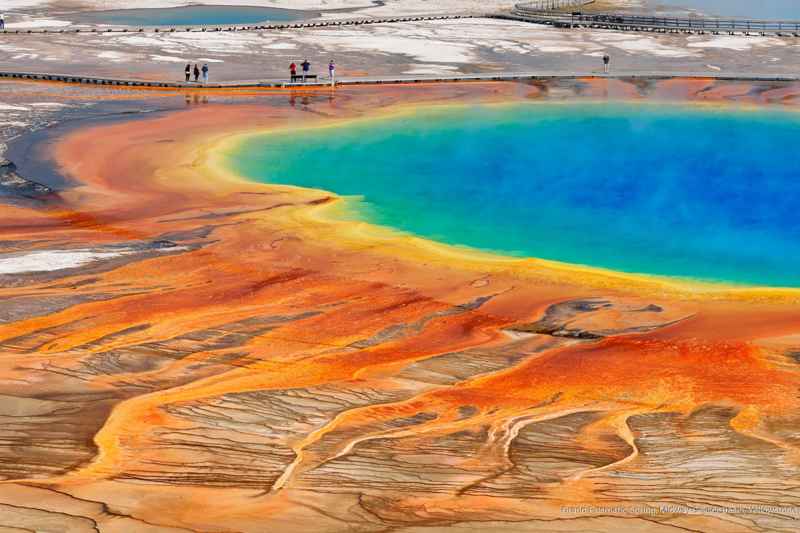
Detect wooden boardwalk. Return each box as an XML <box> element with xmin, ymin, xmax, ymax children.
<box><xmin>1</xmin><ymin>70</ymin><xmax>799</xmax><ymax>90</ymax></box>
<box><xmin>505</xmin><ymin>5</ymin><xmax>800</xmax><ymax>36</ymax></box>
<box><xmin>0</xmin><ymin>13</ymin><xmax>477</xmax><ymax>35</ymax></box>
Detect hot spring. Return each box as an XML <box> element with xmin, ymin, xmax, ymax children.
<box><xmin>225</xmin><ymin>102</ymin><xmax>800</xmax><ymax>288</ymax></box>
<box><xmin>72</xmin><ymin>5</ymin><xmax>313</xmax><ymax>27</ymax></box>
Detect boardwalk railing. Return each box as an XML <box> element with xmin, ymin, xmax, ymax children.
<box><xmin>2</xmin><ymin>70</ymin><xmax>800</xmax><ymax>89</ymax></box>
<box><xmin>0</xmin><ymin>13</ymin><xmax>475</xmax><ymax>35</ymax></box>
<box><xmin>515</xmin><ymin>0</ymin><xmax>594</xmax><ymax>11</ymax></box>
<box><xmin>508</xmin><ymin>7</ymin><xmax>800</xmax><ymax>34</ymax></box>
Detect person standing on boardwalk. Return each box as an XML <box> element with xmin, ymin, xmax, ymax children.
<box><xmin>184</xmin><ymin>63</ymin><xmax>191</xmax><ymax>82</ymax></box>
<box><xmin>301</xmin><ymin>59</ymin><xmax>310</xmax><ymax>82</ymax></box>
<box><xmin>201</xmin><ymin>64</ymin><xmax>209</xmax><ymax>84</ymax></box>
<box><xmin>603</xmin><ymin>53</ymin><xmax>610</xmax><ymax>74</ymax></box>
<box><xmin>0</xmin><ymin>14</ymin><xmax>5</xmax><ymax>30</ymax></box>
<box><xmin>290</xmin><ymin>61</ymin><xmax>297</xmax><ymax>81</ymax></box>
<box><xmin>328</xmin><ymin>59</ymin><xmax>336</xmax><ymax>87</ymax></box>
<box><xmin>193</xmin><ymin>64</ymin><xmax>200</xmax><ymax>82</ymax></box>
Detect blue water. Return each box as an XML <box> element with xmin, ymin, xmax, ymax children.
<box><xmin>227</xmin><ymin>103</ymin><xmax>800</xmax><ymax>287</ymax></box>
<box><xmin>76</xmin><ymin>6</ymin><xmax>311</xmax><ymax>27</ymax></box>
<box><xmin>657</xmin><ymin>0</ymin><xmax>800</xmax><ymax>19</ymax></box>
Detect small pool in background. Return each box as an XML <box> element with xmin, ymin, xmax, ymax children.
<box><xmin>226</xmin><ymin>103</ymin><xmax>800</xmax><ymax>288</ymax></box>
<box><xmin>73</xmin><ymin>5</ymin><xmax>313</xmax><ymax>27</ymax></box>
<box><xmin>654</xmin><ymin>0</ymin><xmax>800</xmax><ymax>19</ymax></box>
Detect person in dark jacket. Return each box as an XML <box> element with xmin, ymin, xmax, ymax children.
<box><xmin>301</xmin><ymin>59</ymin><xmax>310</xmax><ymax>82</ymax></box>
<box><xmin>184</xmin><ymin>63</ymin><xmax>191</xmax><ymax>82</ymax></box>
<box><xmin>193</xmin><ymin>64</ymin><xmax>200</xmax><ymax>82</ymax></box>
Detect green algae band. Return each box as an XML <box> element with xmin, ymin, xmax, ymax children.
<box><xmin>227</xmin><ymin>103</ymin><xmax>800</xmax><ymax>288</ymax></box>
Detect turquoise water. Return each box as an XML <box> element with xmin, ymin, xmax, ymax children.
<box><xmin>227</xmin><ymin>103</ymin><xmax>800</xmax><ymax>287</ymax></box>
<box><xmin>657</xmin><ymin>0</ymin><xmax>800</xmax><ymax>19</ymax></box>
<box><xmin>75</xmin><ymin>6</ymin><xmax>310</xmax><ymax>27</ymax></box>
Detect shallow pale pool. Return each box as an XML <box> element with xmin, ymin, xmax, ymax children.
<box><xmin>74</xmin><ymin>5</ymin><xmax>312</xmax><ymax>27</ymax></box>
<box><xmin>656</xmin><ymin>0</ymin><xmax>800</xmax><ymax>19</ymax></box>
<box><xmin>226</xmin><ymin>103</ymin><xmax>800</xmax><ymax>287</ymax></box>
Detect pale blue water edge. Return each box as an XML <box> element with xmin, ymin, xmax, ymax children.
<box><xmin>76</xmin><ymin>6</ymin><xmax>310</xmax><ymax>27</ymax></box>
<box><xmin>657</xmin><ymin>0</ymin><xmax>800</xmax><ymax>19</ymax></box>
<box><xmin>226</xmin><ymin>102</ymin><xmax>800</xmax><ymax>288</ymax></box>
